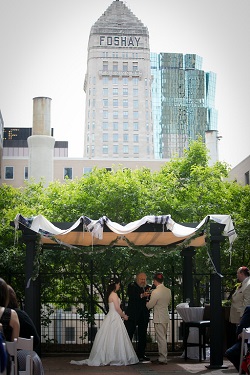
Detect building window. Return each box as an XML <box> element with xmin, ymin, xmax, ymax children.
<box><xmin>102</xmin><ymin>122</ymin><xmax>108</xmax><ymax>130</ymax></box>
<box><xmin>245</xmin><ymin>171</ymin><xmax>250</xmax><ymax>185</ymax></box>
<box><xmin>133</xmin><ymin>78</ymin><xmax>138</xmax><ymax>85</ymax></box>
<box><xmin>113</xmin><ymin>145</ymin><xmax>118</xmax><ymax>154</ymax></box>
<box><xmin>103</xmin><ymin>77</ymin><xmax>109</xmax><ymax>84</ymax></box>
<box><xmin>113</xmin><ymin>122</ymin><xmax>118</xmax><ymax>131</ymax></box>
<box><xmin>65</xmin><ymin>327</ymin><xmax>75</xmax><ymax>343</ymax></box>
<box><xmin>103</xmin><ymin>88</ymin><xmax>108</xmax><ymax>96</ymax></box>
<box><xmin>123</xmin><ymin>145</ymin><xmax>129</xmax><ymax>154</ymax></box>
<box><xmin>103</xmin><ymin>133</ymin><xmax>108</xmax><ymax>142</ymax></box>
<box><xmin>113</xmin><ymin>88</ymin><xmax>118</xmax><ymax>95</ymax></box>
<box><xmin>113</xmin><ymin>111</ymin><xmax>118</xmax><ymax>119</ymax></box>
<box><xmin>132</xmin><ymin>62</ymin><xmax>138</xmax><ymax>71</ymax></box>
<box><xmin>133</xmin><ymin>100</ymin><xmax>138</xmax><ymax>108</ymax></box>
<box><xmin>5</xmin><ymin>166</ymin><xmax>13</xmax><ymax>179</ymax></box>
<box><xmin>123</xmin><ymin>99</ymin><xmax>128</xmax><ymax>108</ymax></box>
<box><xmin>103</xmin><ymin>110</ymin><xmax>108</xmax><ymax>119</ymax></box>
<box><xmin>133</xmin><ymin>122</ymin><xmax>139</xmax><ymax>131</ymax></box>
<box><xmin>103</xmin><ymin>61</ymin><xmax>108</xmax><ymax>71</ymax></box>
<box><xmin>113</xmin><ymin>77</ymin><xmax>118</xmax><ymax>85</ymax></box>
<box><xmin>83</xmin><ymin>167</ymin><xmax>92</xmax><ymax>175</ymax></box>
<box><xmin>123</xmin><ymin>122</ymin><xmax>128</xmax><ymax>131</ymax></box>
<box><xmin>133</xmin><ymin>134</ymin><xmax>139</xmax><ymax>142</ymax></box>
<box><xmin>103</xmin><ymin>146</ymin><xmax>108</xmax><ymax>154</ymax></box>
<box><xmin>103</xmin><ymin>99</ymin><xmax>108</xmax><ymax>107</ymax></box>
<box><xmin>133</xmin><ymin>145</ymin><xmax>139</xmax><ymax>154</ymax></box>
<box><xmin>64</xmin><ymin>167</ymin><xmax>73</xmax><ymax>180</ymax></box>
<box><xmin>123</xmin><ymin>62</ymin><xmax>128</xmax><ymax>71</ymax></box>
<box><xmin>113</xmin><ymin>99</ymin><xmax>118</xmax><ymax>107</ymax></box>
<box><xmin>123</xmin><ymin>88</ymin><xmax>128</xmax><ymax>96</ymax></box>
<box><xmin>113</xmin><ymin>133</ymin><xmax>119</xmax><ymax>142</ymax></box>
<box><xmin>24</xmin><ymin>166</ymin><xmax>28</xmax><ymax>180</ymax></box>
<box><xmin>133</xmin><ymin>111</ymin><xmax>139</xmax><ymax>119</ymax></box>
<box><xmin>113</xmin><ymin>62</ymin><xmax>118</xmax><ymax>72</ymax></box>
<box><xmin>123</xmin><ymin>77</ymin><xmax>128</xmax><ymax>85</ymax></box>
<box><xmin>133</xmin><ymin>88</ymin><xmax>138</xmax><ymax>96</ymax></box>
<box><xmin>123</xmin><ymin>134</ymin><xmax>129</xmax><ymax>142</ymax></box>
<box><xmin>123</xmin><ymin>111</ymin><xmax>128</xmax><ymax>119</ymax></box>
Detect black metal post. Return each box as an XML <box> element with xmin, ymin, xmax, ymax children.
<box><xmin>90</xmin><ymin>259</ymin><xmax>94</xmax><ymax>345</ymax></box>
<box><xmin>171</xmin><ymin>268</ymin><xmax>176</xmax><ymax>351</ymax></box>
<box><xmin>22</xmin><ymin>231</ymin><xmax>41</xmax><ymax>355</ymax></box>
<box><xmin>206</xmin><ymin>223</ymin><xmax>227</xmax><ymax>369</ymax></box>
<box><xmin>181</xmin><ymin>247</ymin><xmax>195</xmax><ymax>306</ymax></box>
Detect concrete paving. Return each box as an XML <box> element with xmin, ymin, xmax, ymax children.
<box><xmin>41</xmin><ymin>354</ymin><xmax>238</xmax><ymax>375</ymax></box>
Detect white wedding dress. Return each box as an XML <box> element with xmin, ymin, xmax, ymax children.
<box><xmin>70</xmin><ymin>301</ymin><xmax>139</xmax><ymax>366</ymax></box>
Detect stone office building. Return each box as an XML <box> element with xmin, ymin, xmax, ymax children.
<box><xmin>83</xmin><ymin>0</ymin><xmax>154</xmax><ymax>160</ymax></box>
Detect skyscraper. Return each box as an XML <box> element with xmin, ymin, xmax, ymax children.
<box><xmin>151</xmin><ymin>53</ymin><xmax>218</xmax><ymax>159</ymax></box>
<box><xmin>83</xmin><ymin>0</ymin><xmax>154</xmax><ymax>159</ymax></box>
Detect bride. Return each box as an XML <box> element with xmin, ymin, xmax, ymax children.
<box><xmin>70</xmin><ymin>277</ymin><xmax>139</xmax><ymax>366</ymax></box>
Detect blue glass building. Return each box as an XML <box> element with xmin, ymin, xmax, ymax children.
<box><xmin>151</xmin><ymin>53</ymin><xmax>218</xmax><ymax>159</ymax></box>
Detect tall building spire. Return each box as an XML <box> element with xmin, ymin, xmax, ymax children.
<box><xmin>83</xmin><ymin>1</ymin><xmax>154</xmax><ymax>159</ymax></box>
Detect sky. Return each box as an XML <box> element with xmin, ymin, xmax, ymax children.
<box><xmin>0</xmin><ymin>0</ymin><xmax>249</xmax><ymax>168</ymax></box>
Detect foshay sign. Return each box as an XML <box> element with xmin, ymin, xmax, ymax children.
<box><xmin>99</xmin><ymin>36</ymin><xmax>141</xmax><ymax>47</ymax></box>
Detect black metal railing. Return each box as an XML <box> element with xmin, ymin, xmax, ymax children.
<box><xmin>40</xmin><ymin>303</ymin><xmax>184</xmax><ymax>353</ymax></box>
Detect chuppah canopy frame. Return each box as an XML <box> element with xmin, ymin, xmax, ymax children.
<box><xmin>12</xmin><ymin>213</ymin><xmax>236</xmax><ymax>368</ymax></box>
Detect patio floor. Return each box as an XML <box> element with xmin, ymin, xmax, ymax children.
<box><xmin>41</xmin><ymin>354</ymin><xmax>238</xmax><ymax>375</ymax></box>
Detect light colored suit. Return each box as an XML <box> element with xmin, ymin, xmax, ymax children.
<box><xmin>230</xmin><ymin>277</ymin><xmax>250</xmax><ymax>324</ymax></box>
<box><xmin>147</xmin><ymin>283</ymin><xmax>171</xmax><ymax>363</ymax></box>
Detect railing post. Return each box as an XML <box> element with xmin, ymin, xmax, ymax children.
<box><xmin>89</xmin><ymin>259</ymin><xmax>95</xmax><ymax>345</ymax></box>
<box><xmin>206</xmin><ymin>222</ymin><xmax>227</xmax><ymax>369</ymax></box>
<box><xmin>22</xmin><ymin>230</ymin><xmax>41</xmax><ymax>355</ymax></box>
<box><xmin>181</xmin><ymin>247</ymin><xmax>195</xmax><ymax>306</ymax></box>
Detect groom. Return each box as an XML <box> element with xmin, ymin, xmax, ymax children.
<box><xmin>124</xmin><ymin>272</ymin><xmax>151</xmax><ymax>362</ymax></box>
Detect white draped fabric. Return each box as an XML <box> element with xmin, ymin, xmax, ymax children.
<box><xmin>14</xmin><ymin>213</ymin><xmax>236</xmax><ymax>250</ymax></box>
